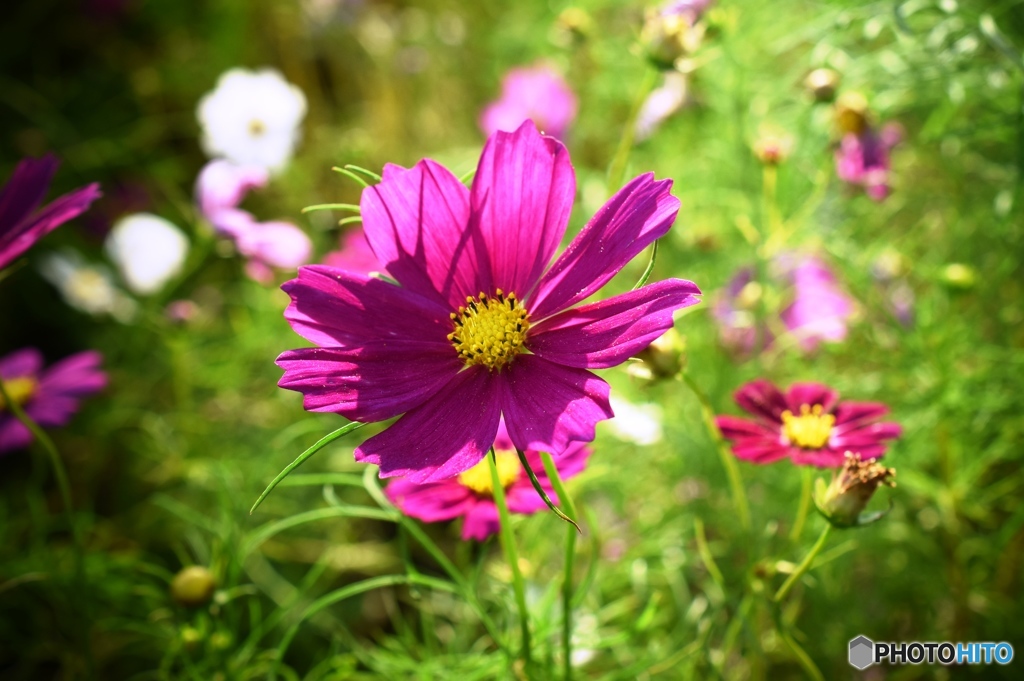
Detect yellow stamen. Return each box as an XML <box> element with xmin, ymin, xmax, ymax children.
<box><xmin>458</xmin><ymin>450</ymin><xmax>521</xmax><ymax>496</ymax></box>
<box><xmin>780</xmin><ymin>403</ymin><xmax>835</xmax><ymax>449</ymax></box>
<box><xmin>248</xmin><ymin>119</ymin><xmax>266</xmax><ymax>136</ymax></box>
<box><xmin>0</xmin><ymin>376</ymin><xmax>38</xmax><ymax>413</ymax></box>
<box><xmin>447</xmin><ymin>289</ymin><xmax>530</xmax><ymax>371</ymax></box>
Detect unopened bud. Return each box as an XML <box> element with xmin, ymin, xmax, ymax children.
<box><xmin>814</xmin><ymin>452</ymin><xmax>895</xmax><ymax>528</ymax></box>
<box><xmin>640</xmin><ymin>3</ymin><xmax>708</xmax><ymax>70</ymax></box>
<box><xmin>556</xmin><ymin>7</ymin><xmax>593</xmax><ymax>43</ymax></box>
<box><xmin>753</xmin><ymin>131</ymin><xmax>794</xmax><ymax>166</ymax></box>
<box><xmin>834</xmin><ymin>91</ymin><xmax>870</xmax><ymax>135</ymax></box>
<box><xmin>804</xmin><ymin>68</ymin><xmax>840</xmax><ymax>102</ymax></box>
<box><xmin>630</xmin><ymin>327</ymin><xmax>686</xmax><ymax>381</ymax></box>
<box><xmin>171</xmin><ymin>565</ymin><xmax>217</xmax><ymax>608</ymax></box>
<box><xmin>940</xmin><ymin>263</ymin><xmax>976</xmax><ymax>290</ymax></box>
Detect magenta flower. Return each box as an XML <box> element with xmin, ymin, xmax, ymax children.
<box><xmin>835</xmin><ymin>123</ymin><xmax>901</xmax><ymax>201</ymax></box>
<box><xmin>480</xmin><ymin>65</ymin><xmax>578</xmax><ymax>141</ymax></box>
<box><xmin>386</xmin><ymin>419</ymin><xmax>590</xmax><ymax>541</ymax></box>
<box><xmin>712</xmin><ymin>267</ymin><xmax>769</xmax><ymax>355</ymax></box>
<box><xmin>0</xmin><ymin>155</ymin><xmax>101</xmax><ymax>271</ymax></box>
<box><xmin>278</xmin><ymin>121</ymin><xmax>700</xmax><ymax>482</ymax></box>
<box><xmin>322</xmin><ymin>227</ymin><xmax>380</xmax><ymax>275</ymax></box>
<box><xmin>195</xmin><ymin>160</ymin><xmax>311</xmax><ymax>281</ymax></box>
<box><xmin>0</xmin><ymin>348</ymin><xmax>107</xmax><ymax>453</ymax></box>
<box><xmin>778</xmin><ymin>255</ymin><xmax>855</xmax><ymax>352</ymax></box>
<box><xmin>715</xmin><ymin>379</ymin><xmax>901</xmax><ymax>467</ymax></box>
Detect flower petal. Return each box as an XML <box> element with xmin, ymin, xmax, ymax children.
<box><xmin>360</xmin><ymin>158</ymin><xmax>484</xmax><ymax>309</ymax></box>
<box><xmin>499</xmin><ymin>355</ymin><xmax>612</xmax><ymax>456</ymax></box>
<box><xmin>832</xmin><ymin>402</ymin><xmax>890</xmax><ymax>431</ymax></box>
<box><xmin>385</xmin><ymin>478</ymin><xmax>476</xmax><ymax>523</ymax></box>
<box><xmin>0</xmin><ymin>417</ymin><xmax>32</xmax><ymax>454</ymax></box>
<box><xmin>354</xmin><ymin>366</ymin><xmax>501</xmax><ymax>482</ymax></box>
<box><xmin>36</xmin><ymin>351</ymin><xmax>107</xmax><ymax>396</ymax></box>
<box><xmin>733</xmin><ymin>379</ymin><xmax>788</xmax><ymax>424</ymax></box>
<box><xmin>831</xmin><ymin>422</ymin><xmax>902</xmax><ymax>449</ymax></box>
<box><xmin>470</xmin><ymin>120</ymin><xmax>575</xmax><ymax>299</ymax></box>
<box><xmin>0</xmin><ymin>348</ymin><xmax>44</xmax><ymax>379</ymax></box>
<box><xmin>236</xmin><ymin>220</ymin><xmax>312</xmax><ymax>269</ymax></box>
<box><xmin>730</xmin><ymin>439</ymin><xmax>791</xmax><ymax>464</ymax></box>
<box><xmin>0</xmin><ymin>179</ymin><xmax>101</xmax><ymax>271</ymax></box>
<box><xmin>527</xmin><ymin>279</ymin><xmax>700</xmax><ymax>368</ymax></box>
<box><xmin>785</xmin><ymin>382</ymin><xmax>840</xmax><ymax>412</ymax></box>
<box><xmin>528</xmin><ymin>172</ymin><xmax>679</xmax><ymax>319</ymax></box>
<box><xmin>277</xmin><ymin>343</ymin><xmax>460</xmax><ymax>422</ymax></box>
<box><xmin>0</xmin><ymin>156</ymin><xmax>58</xmax><ymax>237</ymax></box>
<box><xmin>715</xmin><ymin>415</ymin><xmax>777</xmax><ymax>441</ymax></box>
<box><xmin>282</xmin><ymin>265</ymin><xmax>451</xmax><ymax>347</ymax></box>
<box><xmin>790</xmin><ymin>448</ymin><xmax>846</xmax><ymax>467</ymax></box>
<box><xmin>461</xmin><ymin>501</ymin><xmax>501</xmax><ymax>541</ymax></box>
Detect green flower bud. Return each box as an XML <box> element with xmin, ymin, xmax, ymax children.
<box><xmin>628</xmin><ymin>328</ymin><xmax>686</xmax><ymax>381</ymax></box>
<box><xmin>814</xmin><ymin>452</ymin><xmax>895</xmax><ymax>528</ymax></box>
<box><xmin>804</xmin><ymin>68</ymin><xmax>840</xmax><ymax>102</ymax></box>
<box><xmin>171</xmin><ymin>565</ymin><xmax>217</xmax><ymax>608</ymax></box>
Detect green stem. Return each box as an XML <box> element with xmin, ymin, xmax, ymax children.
<box><xmin>607</xmin><ymin>68</ymin><xmax>658</xmax><ymax>194</ymax></box>
<box><xmin>789</xmin><ymin>467</ymin><xmax>812</xmax><ymax>543</ymax></box>
<box><xmin>489</xmin><ymin>449</ymin><xmax>532</xmax><ymax>670</ymax></box>
<box><xmin>774</xmin><ymin>524</ymin><xmax>832</xmax><ymax>603</ymax></box>
<box><xmin>0</xmin><ymin>378</ymin><xmax>94</xmax><ymax>678</ymax></box>
<box><xmin>680</xmin><ymin>373</ymin><xmax>751</xmax><ymax>530</ymax></box>
<box><xmin>541</xmin><ymin>452</ymin><xmax>578</xmax><ymax>681</ymax></box>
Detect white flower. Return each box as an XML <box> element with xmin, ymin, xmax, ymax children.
<box><xmin>40</xmin><ymin>251</ymin><xmax>137</xmax><ymax>322</ymax></box>
<box><xmin>635</xmin><ymin>72</ymin><xmax>688</xmax><ymax>142</ymax></box>
<box><xmin>105</xmin><ymin>213</ymin><xmax>189</xmax><ymax>295</ymax></box>
<box><xmin>605</xmin><ymin>396</ymin><xmax>663</xmax><ymax>445</ymax></box>
<box><xmin>197</xmin><ymin>68</ymin><xmax>307</xmax><ymax>172</ymax></box>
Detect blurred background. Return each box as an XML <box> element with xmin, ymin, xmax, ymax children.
<box><xmin>1</xmin><ymin>0</ymin><xmax>1023</xmax><ymax>678</ymax></box>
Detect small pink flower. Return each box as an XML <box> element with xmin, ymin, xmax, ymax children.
<box><xmin>386</xmin><ymin>419</ymin><xmax>590</xmax><ymax>541</ymax></box>
<box><xmin>481</xmin><ymin>65</ymin><xmax>578</xmax><ymax>141</ymax></box>
<box><xmin>778</xmin><ymin>255</ymin><xmax>855</xmax><ymax>352</ymax></box>
<box><xmin>0</xmin><ymin>155</ymin><xmax>100</xmax><ymax>271</ymax></box>
<box><xmin>0</xmin><ymin>348</ymin><xmax>107</xmax><ymax>453</ymax></box>
<box><xmin>194</xmin><ymin>160</ymin><xmax>311</xmax><ymax>280</ymax></box>
<box><xmin>835</xmin><ymin>123</ymin><xmax>902</xmax><ymax>201</ymax></box>
<box><xmin>712</xmin><ymin>268</ymin><xmax>769</xmax><ymax>355</ymax></box>
<box><xmin>715</xmin><ymin>379</ymin><xmax>901</xmax><ymax>467</ymax></box>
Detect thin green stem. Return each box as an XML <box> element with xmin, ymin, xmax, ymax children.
<box><xmin>489</xmin><ymin>449</ymin><xmax>532</xmax><ymax>670</ymax></box>
<box><xmin>541</xmin><ymin>452</ymin><xmax>578</xmax><ymax>681</ymax></box>
<box><xmin>789</xmin><ymin>467</ymin><xmax>813</xmax><ymax>543</ymax></box>
<box><xmin>680</xmin><ymin>373</ymin><xmax>751</xmax><ymax>530</ymax></box>
<box><xmin>631</xmin><ymin>239</ymin><xmax>660</xmax><ymax>291</ymax></box>
<box><xmin>774</xmin><ymin>524</ymin><xmax>832</xmax><ymax>603</ymax></box>
<box><xmin>607</xmin><ymin>68</ymin><xmax>658</xmax><ymax>194</ymax></box>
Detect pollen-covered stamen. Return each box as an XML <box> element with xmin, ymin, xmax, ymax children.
<box><xmin>458</xmin><ymin>450</ymin><xmax>521</xmax><ymax>496</ymax></box>
<box><xmin>447</xmin><ymin>289</ymin><xmax>531</xmax><ymax>370</ymax></box>
<box><xmin>780</xmin><ymin>403</ymin><xmax>835</xmax><ymax>449</ymax></box>
<box><xmin>0</xmin><ymin>377</ymin><xmax>38</xmax><ymax>413</ymax></box>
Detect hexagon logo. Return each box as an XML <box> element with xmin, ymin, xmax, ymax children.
<box><xmin>849</xmin><ymin>635</ymin><xmax>874</xmax><ymax>670</ymax></box>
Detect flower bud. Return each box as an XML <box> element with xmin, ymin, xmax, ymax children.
<box><xmin>629</xmin><ymin>328</ymin><xmax>686</xmax><ymax>381</ymax></box>
<box><xmin>834</xmin><ymin>92</ymin><xmax>870</xmax><ymax>135</ymax></box>
<box><xmin>940</xmin><ymin>263</ymin><xmax>976</xmax><ymax>290</ymax></box>
<box><xmin>814</xmin><ymin>452</ymin><xmax>895</xmax><ymax>528</ymax></box>
<box><xmin>640</xmin><ymin>3</ymin><xmax>708</xmax><ymax>70</ymax></box>
<box><xmin>555</xmin><ymin>7</ymin><xmax>593</xmax><ymax>45</ymax></box>
<box><xmin>804</xmin><ymin>68</ymin><xmax>840</xmax><ymax>102</ymax></box>
<box><xmin>171</xmin><ymin>565</ymin><xmax>217</xmax><ymax>608</ymax></box>
<box><xmin>753</xmin><ymin>131</ymin><xmax>794</xmax><ymax>166</ymax></box>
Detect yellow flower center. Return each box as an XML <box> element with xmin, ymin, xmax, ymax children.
<box><xmin>248</xmin><ymin>119</ymin><xmax>266</xmax><ymax>137</ymax></box>
<box><xmin>448</xmin><ymin>289</ymin><xmax>530</xmax><ymax>371</ymax></box>
<box><xmin>0</xmin><ymin>376</ymin><xmax>38</xmax><ymax>413</ymax></box>
<box><xmin>780</xmin><ymin>404</ymin><xmax>835</xmax><ymax>449</ymax></box>
<box><xmin>458</xmin><ymin>450</ymin><xmax>521</xmax><ymax>496</ymax></box>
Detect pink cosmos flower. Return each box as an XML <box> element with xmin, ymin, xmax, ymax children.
<box><xmin>480</xmin><ymin>65</ymin><xmax>578</xmax><ymax>141</ymax></box>
<box><xmin>278</xmin><ymin>121</ymin><xmax>701</xmax><ymax>482</ymax></box>
<box><xmin>712</xmin><ymin>267</ymin><xmax>768</xmax><ymax>355</ymax></box>
<box><xmin>322</xmin><ymin>227</ymin><xmax>380</xmax><ymax>275</ymax></box>
<box><xmin>714</xmin><ymin>379</ymin><xmax>901</xmax><ymax>467</ymax></box>
<box><xmin>835</xmin><ymin>123</ymin><xmax>902</xmax><ymax>201</ymax></box>
<box><xmin>0</xmin><ymin>155</ymin><xmax>101</xmax><ymax>271</ymax></box>
<box><xmin>195</xmin><ymin>160</ymin><xmax>311</xmax><ymax>281</ymax></box>
<box><xmin>386</xmin><ymin>418</ymin><xmax>590</xmax><ymax>541</ymax></box>
<box><xmin>778</xmin><ymin>255</ymin><xmax>855</xmax><ymax>352</ymax></box>
<box><xmin>0</xmin><ymin>348</ymin><xmax>107</xmax><ymax>453</ymax></box>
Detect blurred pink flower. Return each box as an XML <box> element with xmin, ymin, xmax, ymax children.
<box><xmin>480</xmin><ymin>65</ymin><xmax>577</xmax><ymax>140</ymax></box>
<box><xmin>835</xmin><ymin>123</ymin><xmax>901</xmax><ymax>201</ymax></box>
<box><xmin>713</xmin><ymin>267</ymin><xmax>769</xmax><ymax>355</ymax></box>
<box><xmin>386</xmin><ymin>418</ymin><xmax>590</xmax><ymax>541</ymax></box>
<box><xmin>322</xmin><ymin>228</ymin><xmax>380</xmax><ymax>275</ymax></box>
<box><xmin>0</xmin><ymin>155</ymin><xmax>100</xmax><ymax>271</ymax></box>
<box><xmin>0</xmin><ymin>348</ymin><xmax>107</xmax><ymax>453</ymax></box>
<box><xmin>194</xmin><ymin>160</ymin><xmax>311</xmax><ymax>281</ymax></box>
<box><xmin>715</xmin><ymin>379</ymin><xmax>901</xmax><ymax>467</ymax></box>
<box><xmin>779</xmin><ymin>256</ymin><xmax>855</xmax><ymax>352</ymax></box>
